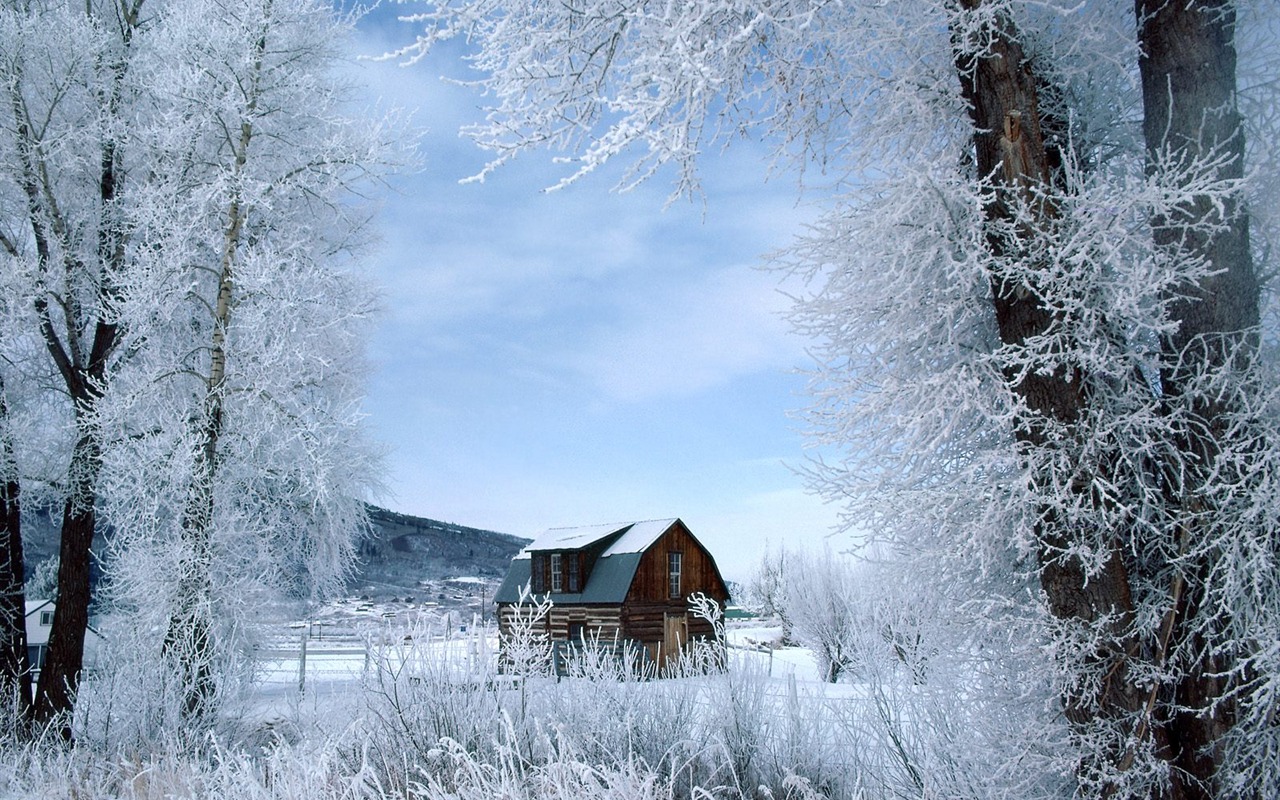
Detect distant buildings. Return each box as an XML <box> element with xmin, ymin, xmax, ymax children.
<box><xmin>24</xmin><ymin>599</ymin><xmax>103</xmax><ymax>679</ymax></box>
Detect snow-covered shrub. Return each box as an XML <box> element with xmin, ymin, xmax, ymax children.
<box><xmin>525</xmin><ymin>631</ymin><xmax>711</xmax><ymax>788</ymax></box>
<box><xmin>68</xmin><ymin>611</ymin><xmax>262</xmax><ymax>752</ymax></box>
<box><xmin>362</xmin><ymin>615</ymin><xmax>507</xmax><ymax>782</ymax></box>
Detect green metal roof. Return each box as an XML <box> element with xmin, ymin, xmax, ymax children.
<box><xmin>494</xmin><ymin>519</ymin><xmax>682</xmax><ymax>605</ymax></box>
<box><xmin>493</xmin><ymin>551</ymin><xmax>647</xmax><ymax>605</ymax></box>
<box><xmin>493</xmin><ymin>558</ymin><xmax>532</xmax><ymax>605</ymax></box>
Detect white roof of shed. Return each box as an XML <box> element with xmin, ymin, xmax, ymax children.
<box><xmin>520</xmin><ymin>518</ymin><xmax>679</xmax><ymax>557</ymax></box>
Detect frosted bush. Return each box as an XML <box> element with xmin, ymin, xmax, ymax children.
<box><xmin>0</xmin><ymin>588</ymin><xmax>1054</xmax><ymax>800</ymax></box>
<box><xmin>362</xmin><ymin>614</ymin><xmax>507</xmax><ymax>776</ymax></box>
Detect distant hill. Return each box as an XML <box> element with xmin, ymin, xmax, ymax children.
<box><xmin>351</xmin><ymin>505</ymin><xmax>530</xmax><ymax>598</ymax></box>
<box><xmin>21</xmin><ymin>503</ymin><xmax>529</xmax><ymax>600</ymax></box>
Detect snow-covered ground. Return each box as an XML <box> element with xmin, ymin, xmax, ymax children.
<box><xmin>247</xmin><ymin>611</ymin><xmax>870</xmax><ymax>727</ymax></box>
<box><xmin>0</xmin><ymin>610</ymin><xmax>913</xmax><ymax>800</ymax></box>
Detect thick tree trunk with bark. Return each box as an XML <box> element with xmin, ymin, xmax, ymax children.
<box><xmin>1137</xmin><ymin>1</ymin><xmax>1257</xmax><ymax>795</ymax></box>
<box><xmin>950</xmin><ymin>1</ymin><xmax>1257</xmax><ymax>796</ymax></box>
<box><xmin>951</xmin><ymin>0</ymin><xmax>1147</xmax><ymax>790</ymax></box>
<box><xmin>12</xmin><ymin>1</ymin><xmax>140</xmax><ymax>729</ymax></box>
<box><xmin>32</xmin><ymin>408</ymin><xmax>108</xmax><ymax>729</ymax></box>
<box><xmin>1140</xmin><ymin>0</ymin><xmax>1257</xmax><ymax>355</ymax></box>
<box><xmin>0</xmin><ymin>378</ymin><xmax>31</xmax><ymax>725</ymax></box>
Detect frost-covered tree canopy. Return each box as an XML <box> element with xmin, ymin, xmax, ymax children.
<box><xmin>0</xmin><ymin>0</ymin><xmax>397</xmax><ymax>727</ymax></box>
<box><xmin>400</xmin><ymin>0</ymin><xmax>1279</xmax><ymax>796</ymax></box>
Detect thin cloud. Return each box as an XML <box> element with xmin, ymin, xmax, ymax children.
<box><xmin>570</xmin><ymin>266</ymin><xmax>803</xmax><ymax>402</ymax></box>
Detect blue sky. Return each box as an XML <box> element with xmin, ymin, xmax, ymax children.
<box><xmin>347</xmin><ymin>10</ymin><xmax>843</xmax><ymax>581</ymax></box>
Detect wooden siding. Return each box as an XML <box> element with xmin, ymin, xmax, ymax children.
<box><xmin>547</xmin><ymin>606</ymin><xmax>622</xmax><ymax>642</ymax></box>
<box><xmin>531</xmin><ymin>555</ymin><xmax>549</xmax><ymax>594</ymax></box>
<box><xmin>529</xmin><ymin>546</ymin><xmax>601</xmax><ymax>594</ymax></box>
<box><xmin>497</xmin><ymin>603</ymin><xmax>549</xmax><ymax>637</ymax></box>
<box><xmin>621</xmin><ymin>603</ymin><xmax>718</xmax><ymax>642</ymax></box>
<box><xmin>498</xmin><ymin>601</ymin><xmax>715</xmax><ymax>645</ymax></box>
<box><xmin>624</xmin><ymin>520</ymin><xmax>729</xmax><ymax>606</ymax></box>
<box><xmin>497</xmin><ymin>603</ymin><xmax>622</xmax><ymax>641</ymax></box>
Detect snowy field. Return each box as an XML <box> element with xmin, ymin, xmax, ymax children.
<box><xmin>249</xmin><ymin>613</ymin><xmax>844</xmax><ymax>721</ymax></box>
<box><xmin>0</xmin><ymin>601</ymin><xmax>964</xmax><ymax>800</ymax></box>
<box><xmin>231</xmin><ymin>603</ymin><xmax>893</xmax><ymax>760</ymax></box>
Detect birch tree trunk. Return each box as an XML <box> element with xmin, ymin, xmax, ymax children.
<box><xmin>161</xmin><ymin>105</ymin><xmax>255</xmax><ymax>719</ymax></box>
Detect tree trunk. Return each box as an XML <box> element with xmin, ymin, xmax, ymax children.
<box><xmin>1139</xmin><ymin>0</ymin><xmax>1257</xmax><ymax>354</ymax></box>
<box><xmin>0</xmin><ymin>377</ymin><xmax>31</xmax><ymax>726</ymax></box>
<box><xmin>161</xmin><ymin>4</ymin><xmax>266</xmax><ymax>719</ymax></box>
<box><xmin>950</xmin><ymin>0</ymin><xmax>1146</xmax><ymax>788</ymax></box>
<box><xmin>32</xmin><ymin>421</ymin><xmax>101</xmax><ymax>732</ymax></box>
<box><xmin>17</xmin><ymin>1</ymin><xmax>141</xmax><ymax>729</ymax></box>
<box><xmin>1137</xmin><ymin>1</ymin><xmax>1257</xmax><ymax>795</ymax></box>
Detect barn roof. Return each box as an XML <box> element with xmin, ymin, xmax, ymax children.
<box><xmin>523</xmin><ymin>518</ymin><xmax>678</xmax><ymax>557</ymax></box>
<box><xmin>493</xmin><ymin>518</ymin><xmax>682</xmax><ymax>605</ymax></box>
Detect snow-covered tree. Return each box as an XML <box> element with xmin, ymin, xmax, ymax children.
<box><xmin>1</xmin><ymin>0</ymin><xmax>395</xmax><ymax>727</ymax></box>
<box><xmin>399</xmin><ymin>1</ymin><xmax>1279</xmax><ymax>796</ymax></box>
<box><xmin>0</xmin><ymin>223</ymin><xmax>32</xmax><ymax>721</ymax></box>
<box><xmin>0</xmin><ymin>0</ymin><xmax>144</xmax><ymax>726</ymax></box>
<box><xmin>782</xmin><ymin>547</ymin><xmax>860</xmax><ymax>683</ymax></box>
<box><xmin>758</xmin><ymin>546</ymin><xmax>934</xmax><ymax>686</ymax></box>
<box><xmin>0</xmin><ymin>375</ymin><xmax>27</xmax><ymax>722</ymax></box>
<box><xmin>103</xmin><ymin>0</ymin><xmax>389</xmax><ymax>723</ymax></box>
<box><xmin>744</xmin><ymin>543</ymin><xmax>793</xmax><ymax>642</ymax></box>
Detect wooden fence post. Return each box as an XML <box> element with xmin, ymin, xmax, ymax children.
<box><xmin>298</xmin><ymin>630</ymin><xmax>308</xmax><ymax>696</ymax></box>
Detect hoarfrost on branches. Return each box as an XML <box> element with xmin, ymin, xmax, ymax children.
<box><xmin>0</xmin><ymin>0</ymin><xmax>401</xmax><ymax>729</ymax></box>
<box><xmin>399</xmin><ymin>0</ymin><xmax>1280</xmax><ymax>795</ymax></box>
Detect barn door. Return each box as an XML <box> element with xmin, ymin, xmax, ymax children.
<box><xmin>662</xmin><ymin>611</ymin><xmax>687</xmax><ymax>668</ymax></box>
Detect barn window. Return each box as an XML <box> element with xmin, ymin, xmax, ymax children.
<box><xmin>668</xmin><ymin>552</ymin><xmax>682</xmax><ymax>599</ymax></box>
<box><xmin>532</xmin><ymin>554</ymin><xmax>548</xmax><ymax>593</ymax></box>
<box><xmin>550</xmin><ymin>553</ymin><xmax>563</xmax><ymax>592</ymax></box>
<box><xmin>566</xmin><ymin>552</ymin><xmax>581</xmax><ymax>592</ymax></box>
<box><xmin>40</xmin><ymin>610</ymin><xmax>53</xmax><ymax>626</ymax></box>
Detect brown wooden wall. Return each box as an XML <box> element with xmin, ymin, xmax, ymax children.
<box><xmin>620</xmin><ymin>603</ymin><xmax>718</xmax><ymax>640</ymax></box>
<box><xmin>497</xmin><ymin>604</ymin><xmax>547</xmax><ymax>637</ymax></box>
<box><xmin>548</xmin><ymin>606</ymin><xmax>622</xmax><ymax>642</ymax></box>
<box><xmin>624</xmin><ymin>520</ymin><xmax>728</xmax><ymax>606</ymax></box>
<box><xmin>497</xmin><ymin>604</ymin><xmax>622</xmax><ymax>642</ymax></box>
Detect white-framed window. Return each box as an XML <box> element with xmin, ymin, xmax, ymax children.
<box><xmin>39</xmin><ymin>610</ymin><xmax>53</xmax><ymax>626</ymax></box>
<box><xmin>550</xmin><ymin>553</ymin><xmax>563</xmax><ymax>593</ymax></box>
<box><xmin>668</xmin><ymin>552</ymin><xmax>682</xmax><ymax>599</ymax></box>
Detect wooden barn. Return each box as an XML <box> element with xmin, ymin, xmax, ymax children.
<box><xmin>493</xmin><ymin>518</ymin><xmax>730</xmax><ymax>670</ymax></box>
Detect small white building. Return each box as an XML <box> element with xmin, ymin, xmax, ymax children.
<box><xmin>24</xmin><ymin>600</ymin><xmax>103</xmax><ymax>677</ymax></box>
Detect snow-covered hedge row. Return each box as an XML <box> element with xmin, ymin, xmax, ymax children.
<box><xmin>0</xmin><ymin>598</ymin><xmax>1060</xmax><ymax>799</ymax></box>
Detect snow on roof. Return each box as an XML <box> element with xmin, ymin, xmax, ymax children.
<box><xmin>524</xmin><ymin>522</ymin><xmax>630</xmax><ymax>553</ymax></box>
<box><xmin>601</xmin><ymin>519</ymin><xmax>679</xmax><ymax>555</ymax></box>
<box><xmin>522</xmin><ymin>518</ymin><xmax>680</xmax><ymax>557</ymax></box>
